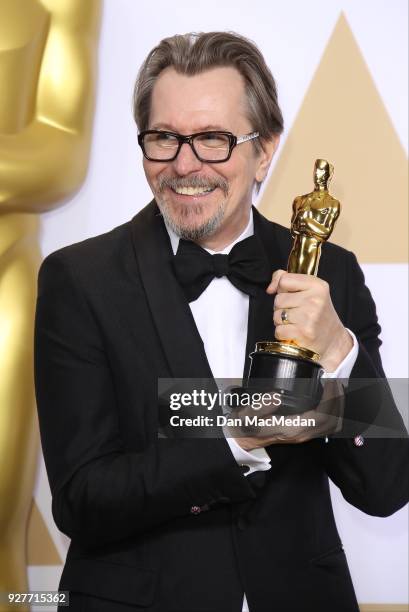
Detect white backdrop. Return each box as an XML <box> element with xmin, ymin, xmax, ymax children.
<box><xmin>31</xmin><ymin>0</ymin><xmax>408</xmax><ymax>606</ymax></box>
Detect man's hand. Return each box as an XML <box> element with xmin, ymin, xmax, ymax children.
<box><xmin>266</xmin><ymin>269</ymin><xmax>353</xmax><ymax>372</ymax></box>
<box><xmin>230</xmin><ymin>380</ymin><xmax>344</xmax><ymax>451</ymax></box>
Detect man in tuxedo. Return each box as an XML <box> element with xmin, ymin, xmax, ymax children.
<box><xmin>34</xmin><ymin>32</ymin><xmax>408</xmax><ymax>612</ymax></box>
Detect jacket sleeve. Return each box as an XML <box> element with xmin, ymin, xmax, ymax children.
<box><xmin>34</xmin><ymin>251</ymin><xmax>255</xmax><ymax>549</ymax></box>
<box><xmin>322</xmin><ymin>250</ymin><xmax>409</xmax><ymax>517</ymax></box>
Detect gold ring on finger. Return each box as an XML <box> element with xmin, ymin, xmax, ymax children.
<box><xmin>281</xmin><ymin>309</ymin><xmax>290</xmax><ymax>325</ymax></box>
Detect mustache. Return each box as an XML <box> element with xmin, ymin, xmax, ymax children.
<box><xmin>157</xmin><ymin>175</ymin><xmax>229</xmax><ymax>195</ymax></box>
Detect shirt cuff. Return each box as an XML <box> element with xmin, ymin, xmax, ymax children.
<box><xmin>225</xmin><ymin>436</ymin><xmax>271</xmax><ymax>476</ymax></box>
<box><xmin>322</xmin><ymin>328</ymin><xmax>358</xmax><ymax>380</ymax></box>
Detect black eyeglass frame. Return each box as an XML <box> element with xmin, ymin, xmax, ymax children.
<box><xmin>137</xmin><ymin>130</ymin><xmax>260</xmax><ymax>163</ymax></box>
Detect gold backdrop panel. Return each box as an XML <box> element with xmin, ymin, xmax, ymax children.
<box><xmin>259</xmin><ymin>13</ymin><xmax>408</xmax><ymax>264</ymax></box>
<box><xmin>27</xmin><ymin>501</ymin><xmax>62</xmax><ymax>566</ymax></box>
<box><xmin>0</xmin><ymin>0</ymin><xmax>102</xmax><ymax>213</ymax></box>
<box><xmin>0</xmin><ymin>0</ymin><xmax>49</xmax><ymax>134</ymax></box>
<box><xmin>0</xmin><ymin>1</ymin><xmax>102</xmax><ymax>610</ymax></box>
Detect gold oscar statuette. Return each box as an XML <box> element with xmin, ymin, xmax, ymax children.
<box><xmin>246</xmin><ymin>159</ymin><xmax>341</xmax><ymax>412</ymax></box>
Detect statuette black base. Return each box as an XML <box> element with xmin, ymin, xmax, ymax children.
<box><xmin>246</xmin><ymin>349</ymin><xmax>324</xmax><ymax>415</ymax></box>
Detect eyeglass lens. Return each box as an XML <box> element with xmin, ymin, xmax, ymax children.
<box><xmin>143</xmin><ymin>132</ymin><xmax>231</xmax><ymax>161</ymax></box>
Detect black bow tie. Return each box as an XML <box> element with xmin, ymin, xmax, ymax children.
<box><xmin>173</xmin><ymin>235</ymin><xmax>271</xmax><ymax>302</ymax></box>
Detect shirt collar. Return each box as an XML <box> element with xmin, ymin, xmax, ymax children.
<box><xmin>165</xmin><ymin>209</ymin><xmax>254</xmax><ymax>256</ymax></box>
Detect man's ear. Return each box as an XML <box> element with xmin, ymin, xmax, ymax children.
<box><xmin>255</xmin><ymin>135</ymin><xmax>280</xmax><ymax>183</ymax></box>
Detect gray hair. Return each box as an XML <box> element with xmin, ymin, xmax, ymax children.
<box><xmin>133</xmin><ymin>31</ymin><xmax>284</xmax><ymax>140</ymax></box>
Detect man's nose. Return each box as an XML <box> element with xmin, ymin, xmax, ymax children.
<box><xmin>171</xmin><ymin>142</ymin><xmax>203</xmax><ymax>175</ymax></box>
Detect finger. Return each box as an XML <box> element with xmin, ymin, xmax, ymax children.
<box><xmin>274</xmin><ymin>316</ymin><xmax>322</xmax><ymax>351</ymax></box>
<box><xmin>273</xmin><ymin>308</ymin><xmax>298</xmax><ymax>327</ymax></box>
<box><xmin>274</xmin><ymin>291</ymin><xmax>304</xmax><ymax>311</ymax></box>
<box><xmin>319</xmin><ymin>416</ymin><xmax>343</xmax><ymax>436</ymax></box>
<box><xmin>269</xmin><ymin>430</ymin><xmax>316</xmax><ymax>444</ymax></box>
<box><xmin>266</xmin><ymin>269</ymin><xmax>286</xmax><ymax>294</ymax></box>
<box><xmin>274</xmin><ymin>323</ymin><xmax>300</xmax><ymax>343</ymax></box>
<box><xmin>276</xmin><ymin>273</ymin><xmax>329</xmax><ymax>294</ymax></box>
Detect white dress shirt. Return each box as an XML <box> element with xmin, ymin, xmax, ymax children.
<box><xmin>165</xmin><ymin>209</ymin><xmax>358</xmax><ymax>612</ymax></box>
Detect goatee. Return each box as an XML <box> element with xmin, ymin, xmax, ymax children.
<box><xmin>155</xmin><ymin>174</ymin><xmax>229</xmax><ymax>241</ymax></box>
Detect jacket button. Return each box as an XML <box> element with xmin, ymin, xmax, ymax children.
<box><xmin>190</xmin><ymin>505</ymin><xmax>202</xmax><ymax>515</ymax></box>
<box><xmin>354</xmin><ymin>435</ymin><xmax>365</xmax><ymax>447</ymax></box>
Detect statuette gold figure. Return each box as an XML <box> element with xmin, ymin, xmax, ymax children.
<box><xmin>288</xmin><ymin>159</ymin><xmax>340</xmax><ymax>276</ymax></box>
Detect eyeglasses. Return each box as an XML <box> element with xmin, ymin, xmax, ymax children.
<box><xmin>138</xmin><ymin>130</ymin><xmax>259</xmax><ymax>163</ymax></box>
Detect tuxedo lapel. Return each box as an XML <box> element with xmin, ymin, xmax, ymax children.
<box><xmin>243</xmin><ymin>207</ymin><xmax>289</xmax><ymax>379</ymax></box>
<box><xmin>130</xmin><ymin>201</ymin><xmax>289</xmax><ymax>383</ymax></box>
<box><xmin>130</xmin><ymin>201</ymin><xmax>213</xmax><ymax>379</ymax></box>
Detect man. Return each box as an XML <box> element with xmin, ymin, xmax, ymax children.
<box><xmin>34</xmin><ymin>32</ymin><xmax>408</xmax><ymax>612</ymax></box>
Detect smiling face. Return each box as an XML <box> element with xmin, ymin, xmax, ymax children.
<box><xmin>142</xmin><ymin>66</ymin><xmax>278</xmax><ymax>249</ymax></box>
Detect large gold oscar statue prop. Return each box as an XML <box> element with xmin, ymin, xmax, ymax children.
<box><xmin>0</xmin><ymin>2</ymin><xmax>101</xmax><ymax>609</ymax></box>
<box><xmin>247</xmin><ymin>159</ymin><xmax>340</xmax><ymax>412</ymax></box>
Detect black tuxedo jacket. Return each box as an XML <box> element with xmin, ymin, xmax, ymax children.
<box><xmin>34</xmin><ymin>201</ymin><xmax>408</xmax><ymax>612</ymax></box>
